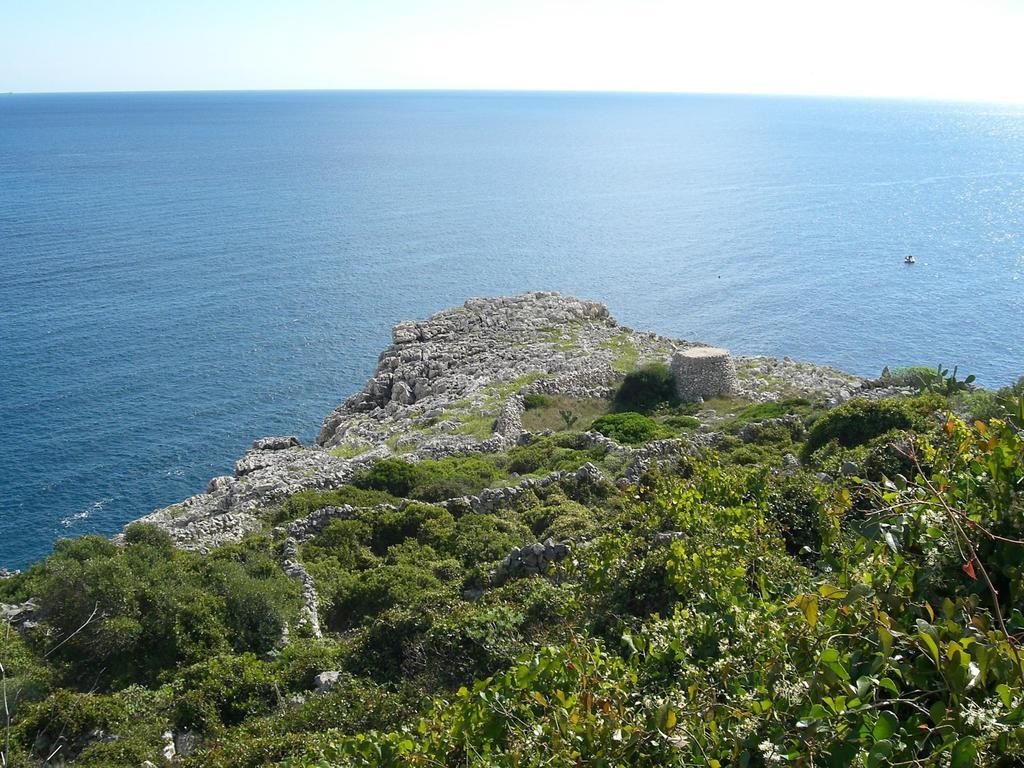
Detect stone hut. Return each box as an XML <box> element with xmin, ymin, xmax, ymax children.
<box><xmin>671</xmin><ymin>346</ymin><xmax>737</xmax><ymax>402</ymax></box>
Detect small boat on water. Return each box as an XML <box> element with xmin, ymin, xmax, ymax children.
<box><xmin>904</xmin><ymin>255</ymin><xmax>916</xmax><ymax>264</ymax></box>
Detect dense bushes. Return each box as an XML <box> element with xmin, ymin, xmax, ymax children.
<box><xmin>763</xmin><ymin>470</ymin><xmax>834</xmax><ymax>556</ymax></box>
<box><xmin>351</xmin><ymin>436</ymin><xmax>609</xmax><ymax>503</ymax></box>
<box><xmin>352</xmin><ymin>455</ymin><xmax>504</xmax><ymax>501</ymax></box>
<box><xmin>590</xmin><ymin>411</ymin><xmax>664</xmax><ymax>444</ymax></box>
<box><xmin>521</xmin><ymin>392</ymin><xmax>551</xmax><ymax>410</ymax></box>
<box><xmin>801</xmin><ymin>394</ymin><xmax>942</xmax><ymax>460</ymax></box>
<box><xmin>4</xmin><ymin>529</ymin><xmax>299</xmax><ymax>689</ymax></box>
<box><xmin>10</xmin><ymin>384</ymin><xmax>1024</xmax><ymax>767</ymax></box>
<box><xmin>964</xmin><ymin>374</ymin><xmax>1024</xmax><ymax>427</ymax></box>
<box><xmin>504</xmin><ymin>434</ymin><xmax>607</xmax><ymax>475</ymax></box>
<box><xmin>612</xmin><ymin>362</ymin><xmax>678</xmax><ymax>414</ymax></box>
<box><xmin>272</xmin><ymin>486</ymin><xmax>401</xmax><ymax>524</ymax></box>
<box><xmin>284</xmin><ymin>412</ymin><xmax>1024</xmax><ymax>767</ymax></box>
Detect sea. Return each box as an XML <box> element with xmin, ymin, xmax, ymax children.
<box><xmin>2</xmin><ymin>91</ymin><xmax>1023</xmax><ymax>569</ymax></box>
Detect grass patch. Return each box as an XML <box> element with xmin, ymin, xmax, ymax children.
<box><xmin>454</xmin><ymin>413</ymin><xmax>498</xmax><ymax>438</ymax></box>
<box><xmin>329</xmin><ymin>442</ymin><xmax>373</xmax><ymax>459</ymax></box>
<box><xmin>521</xmin><ymin>396</ymin><xmax>611</xmax><ymax>433</ymax></box>
<box><xmin>541</xmin><ymin>327</ymin><xmax>580</xmax><ymax>353</ymax></box>
<box><xmin>599</xmin><ymin>332</ymin><xmax>640</xmax><ymax>373</ymax></box>
<box><xmin>734</xmin><ymin>397</ymin><xmax>813</xmax><ymax>423</ymax></box>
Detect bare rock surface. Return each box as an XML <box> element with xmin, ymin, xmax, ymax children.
<box><xmin>316</xmin><ymin>291</ymin><xmax>685</xmax><ymax>451</ymax></box>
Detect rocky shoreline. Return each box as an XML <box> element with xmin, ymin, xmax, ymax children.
<box><xmin>128</xmin><ymin>291</ymin><xmax>910</xmax><ymax>552</ymax></box>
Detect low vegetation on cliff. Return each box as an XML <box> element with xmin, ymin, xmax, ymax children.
<box><xmin>3</xmin><ymin>331</ymin><xmax>1024</xmax><ymax>766</ymax></box>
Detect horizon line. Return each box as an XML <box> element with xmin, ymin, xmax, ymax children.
<box><xmin>4</xmin><ymin>86</ymin><xmax>1024</xmax><ymax>108</ymax></box>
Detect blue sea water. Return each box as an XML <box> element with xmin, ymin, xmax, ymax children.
<box><xmin>2</xmin><ymin>90</ymin><xmax>1023</xmax><ymax>569</ymax></box>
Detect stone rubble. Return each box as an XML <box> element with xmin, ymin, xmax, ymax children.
<box><xmin>1</xmin><ymin>597</ymin><xmax>40</xmax><ymax>630</ymax></box>
<box><xmin>493</xmin><ymin>538</ymin><xmax>572</xmax><ymax>584</ymax></box>
<box><xmin>281</xmin><ymin>537</ymin><xmax>322</xmax><ymax>638</ymax></box>
<box><xmin>444</xmin><ymin>462</ymin><xmax>608</xmax><ymax>516</ymax></box>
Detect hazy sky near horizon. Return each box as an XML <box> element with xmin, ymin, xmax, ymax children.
<box><xmin>4</xmin><ymin>0</ymin><xmax>1024</xmax><ymax>102</ymax></box>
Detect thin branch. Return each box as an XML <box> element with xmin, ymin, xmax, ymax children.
<box><xmin>43</xmin><ymin>602</ymin><xmax>100</xmax><ymax>659</ymax></box>
<box><xmin>2</xmin><ymin>621</ymin><xmax>11</xmax><ymax>768</ymax></box>
<box><xmin>914</xmin><ymin>456</ymin><xmax>1024</xmax><ymax>684</ymax></box>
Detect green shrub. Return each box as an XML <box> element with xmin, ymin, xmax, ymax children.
<box><xmin>327</xmin><ymin>562</ymin><xmax>444</xmax><ymax>628</ymax></box>
<box><xmin>352</xmin><ymin>458</ymin><xmax>422</xmax><ymax>498</ymax></box>
<box><xmin>272</xmin><ymin>486</ymin><xmax>401</xmax><ymax>524</ymax></box>
<box><xmin>300</xmin><ymin>518</ymin><xmax>375</xmax><ymax>570</ymax></box>
<box><xmin>276</xmin><ymin>673</ymin><xmax>409</xmax><ymax>734</ymax></box>
<box><xmin>886</xmin><ymin>365</ymin><xmax>939</xmax><ymax>389</ymax></box>
<box><xmin>353</xmin><ymin>456</ymin><xmax>506</xmax><ymax>502</ymax></box>
<box><xmin>271</xmin><ymin>637</ymin><xmax>353</xmax><ymax>691</ymax></box>
<box><xmin>733</xmin><ymin>397</ymin><xmax>812</xmax><ymax>423</ymax></box>
<box><xmin>505</xmin><ymin>435</ymin><xmax>607</xmax><ymax>476</ymax></box>
<box><xmin>448</xmin><ymin>513</ymin><xmax>531</xmax><ymax>567</ymax></box>
<box><xmin>211</xmin><ymin>558</ymin><xmax>294</xmax><ymax>654</ymax></box>
<box><xmin>964</xmin><ymin>376</ymin><xmax>1024</xmax><ymax>427</ymax></box>
<box><xmin>122</xmin><ymin>522</ymin><xmax>174</xmax><ymax>550</ymax></box>
<box><xmin>522</xmin><ymin>393</ymin><xmax>552</xmax><ymax>410</ymax></box>
<box><xmin>362</xmin><ymin>502</ymin><xmax>454</xmax><ymax>554</ymax></box>
<box><xmin>530</xmin><ymin>498</ymin><xmax>599</xmax><ymax>542</ymax></box>
<box><xmin>13</xmin><ymin>689</ymin><xmax>129</xmax><ymax>762</ymax></box>
<box><xmin>16</xmin><ymin>534</ymin><xmax>299</xmax><ymax>688</ymax></box>
<box><xmin>801</xmin><ymin>395</ymin><xmax>942</xmax><ymax>460</ymax></box>
<box><xmin>590</xmin><ymin>412</ymin><xmax>664</xmax><ymax>445</ymax></box>
<box><xmin>416</xmin><ymin>457</ymin><xmax>506</xmax><ymax>501</ymax></box>
<box><xmin>662</xmin><ymin>414</ymin><xmax>700</xmax><ymax>430</ymax></box>
<box><xmin>890</xmin><ymin>364</ymin><xmax>976</xmax><ymax>395</ymax></box>
<box><xmin>859</xmin><ymin>429</ymin><xmax>920</xmax><ymax>481</ymax></box>
<box><xmin>764</xmin><ymin>471</ymin><xmax>830</xmax><ymax>556</ymax></box>
<box><xmin>612</xmin><ymin>362</ymin><xmax>678</xmax><ymax>415</ymax></box>
<box><xmin>721</xmin><ymin>440</ymin><xmax>788</xmax><ymax>466</ymax></box>
<box><xmin>175</xmin><ymin>653</ymin><xmax>279</xmax><ymax>732</ymax></box>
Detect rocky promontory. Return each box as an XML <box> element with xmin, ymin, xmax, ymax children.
<box><xmin>9</xmin><ymin>291</ymin><xmax>1011</xmax><ymax>768</ymax></box>
<box><xmin>130</xmin><ymin>292</ymin><xmax>904</xmax><ymax>550</ymax></box>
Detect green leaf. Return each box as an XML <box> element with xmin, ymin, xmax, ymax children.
<box><xmin>951</xmin><ymin>737</ymin><xmax>977</xmax><ymax>768</ymax></box>
<box><xmin>866</xmin><ymin>739</ymin><xmax>893</xmax><ymax>768</ymax></box>
<box><xmin>622</xmin><ymin>632</ymin><xmax>638</xmax><ymax>655</ymax></box>
<box><xmin>878</xmin><ymin>626</ymin><xmax>894</xmax><ymax>658</ymax></box>
<box><xmin>655</xmin><ymin>701</ymin><xmax>676</xmax><ymax>732</ymax></box>
<box><xmin>883</xmin><ymin>530</ymin><xmax>900</xmax><ymax>553</ymax></box>
<box><xmin>818</xmin><ymin>584</ymin><xmax>848</xmax><ymax>600</ymax></box>
<box><xmin>917</xmin><ymin>630</ymin><xmax>941</xmax><ymax>667</ymax></box>
<box><xmin>818</xmin><ymin>648</ymin><xmax>851</xmax><ymax>681</ymax></box>
<box><xmin>996</xmin><ymin>683</ymin><xmax>1013</xmax><ymax>709</ymax></box>
<box><xmin>872</xmin><ymin>711</ymin><xmax>898</xmax><ymax>741</ymax></box>
<box><xmin>879</xmin><ymin>677</ymin><xmax>900</xmax><ymax>695</ymax></box>
<box><xmin>791</xmin><ymin>593</ymin><xmax>818</xmax><ymax>628</ymax></box>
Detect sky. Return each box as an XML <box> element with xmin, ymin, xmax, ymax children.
<box><xmin>3</xmin><ymin>0</ymin><xmax>1024</xmax><ymax>102</ymax></box>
